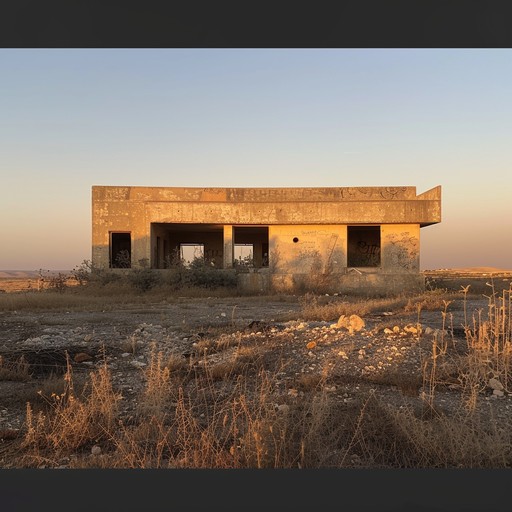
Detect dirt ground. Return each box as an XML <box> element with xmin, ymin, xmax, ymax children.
<box><xmin>1</xmin><ymin>272</ymin><xmax>512</xmax><ymax>468</ymax></box>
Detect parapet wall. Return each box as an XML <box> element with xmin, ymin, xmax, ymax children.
<box><xmin>92</xmin><ymin>185</ymin><xmax>441</xmax><ymax>226</ymax></box>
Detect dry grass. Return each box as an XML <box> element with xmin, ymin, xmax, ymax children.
<box><xmin>294</xmin><ymin>290</ymin><xmax>459</xmax><ymax>323</ymax></box>
<box><xmin>420</xmin><ymin>283</ymin><xmax>512</xmax><ymax>413</ymax></box>
<box><xmin>0</xmin><ymin>355</ymin><xmax>31</xmax><ymax>381</ymax></box>
<box><xmin>339</xmin><ymin>392</ymin><xmax>512</xmax><ymax>468</ymax></box>
<box><xmin>11</xmin><ymin>278</ymin><xmax>512</xmax><ymax>468</ymax></box>
<box><xmin>18</xmin><ymin>326</ymin><xmax>512</xmax><ymax>468</ymax></box>
<box><xmin>137</xmin><ymin>345</ymin><xmax>172</xmax><ymax>419</ymax></box>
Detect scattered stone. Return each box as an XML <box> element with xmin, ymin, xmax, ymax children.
<box><xmin>91</xmin><ymin>445</ymin><xmax>102</xmax><ymax>455</ymax></box>
<box><xmin>336</xmin><ymin>314</ymin><xmax>365</xmax><ymax>332</ymax></box>
<box><xmin>74</xmin><ymin>352</ymin><xmax>93</xmax><ymax>363</ymax></box>
<box><xmin>489</xmin><ymin>378</ymin><xmax>504</xmax><ymax>391</ymax></box>
<box><xmin>306</xmin><ymin>341</ymin><xmax>317</xmax><ymax>350</ymax></box>
<box><xmin>493</xmin><ymin>389</ymin><xmax>505</xmax><ymax>397</ymax></box>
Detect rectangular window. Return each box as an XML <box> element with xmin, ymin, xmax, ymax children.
<box><xmin>347</xmin><ymin>226</ymin><xmax>381</xmax><ymax>267</ymax></box>
<box><xmin>110</xmin><ymin>232</ymin><xmax>131</xmax><ymax>268</ymax></box>
<box><xmin>233</xmin><ymin>226</ymin><xmax>268</xmax><ymax>268</ymax></box>
<box><xmin>234</xmin><ymin>244</ymin><xmax>254</xmax><ymax>267</ymax></box>
<box><xmin>180</xmin><ymin>244</ymin><xmax>204</xmax><ymax>267</ymax></box>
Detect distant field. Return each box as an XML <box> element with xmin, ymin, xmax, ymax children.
<box><xmin>0</xmin><ymin>270</ymin><xmax>71</xmax><ymax>279</ymax></box>
<box><xmin>424</xmin><ymin>267</ymin><xmax>512</xmax><ymax>276</ymax></box>
<box><xmin>423</xmin><ymin>268</ymin><xmax>512</xmax><ymax>295</ymax></box>
<box><xmin>0</xmin><ymin>270</ymin><xmax>74</xmax><ymax>293</ymax></box>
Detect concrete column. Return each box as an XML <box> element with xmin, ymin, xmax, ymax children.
<box><xmin>223</xmin><ymin>225</ymin><xmax>233</xmax><ymax>268</ymax></box>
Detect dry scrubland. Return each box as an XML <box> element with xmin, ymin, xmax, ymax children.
<box><xmin>1</xmin><ymin>263</ymin><xmax>512</xmax><ymax>468</ymax></box>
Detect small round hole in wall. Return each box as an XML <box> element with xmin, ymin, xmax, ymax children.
<box><xmin>293</xmin><ymin>237</ymin><xmax>299</xmax><ymax>243</ymax></box>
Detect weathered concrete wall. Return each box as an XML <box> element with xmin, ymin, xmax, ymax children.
<box><xmin>381</xmin><ymin>224</ymin><xmax>420</xmax><ymax>273</ymax></box>
<box><xmin>237</xmin><ymin>270</ymin><xmax>271</xmax><ymax>294</ymax></box>
<box><xmin>269</xmin><ymin>225</ymin><xmax>346</xmax><ymax>274</ymax></box>
<box><xmin>269</xmin><ymin>272</ymin><xmax>425</xmax><ymax>296</ymax></box>
<box><xmin>92</xmin><ymin>195</ymin><xmax>147</xmax><ymax>268</ymax></box>
<box><xmin>92</xmin><ymin>185</ymin><xmax>441</xmax><ymax>294</ymax></box>
<box><xmin>93</xmin><ymin>185</ymin><xmax>441</xmax><ymax>226</ymax></box>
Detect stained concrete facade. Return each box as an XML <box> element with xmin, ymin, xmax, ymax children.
<box><xmin>92</xmin><ymin>185</ymin><xmax>441</xmax><ymax>294</ymax></box>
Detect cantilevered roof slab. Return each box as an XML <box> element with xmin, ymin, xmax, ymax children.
<box><xmin>92</xmin><ymin>185</ymin><xmax>441</xmax><ymax>227</ymax></box>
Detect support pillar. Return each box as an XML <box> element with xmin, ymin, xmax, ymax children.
<box><xmin>223</xmin><ymin>225</ymin><xmax>233</xmax><ymax>268</ymax></box>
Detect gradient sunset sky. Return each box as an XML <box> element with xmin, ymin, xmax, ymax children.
<box><xmin>1</xmin><ymin>48</ymin><xmax>511</xmax><ymax>271</ymax></box>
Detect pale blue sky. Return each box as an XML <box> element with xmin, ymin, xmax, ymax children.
<box><xmin>1</xmin><ymin>48</ymin><xmax>511</xmax><ymax>270</ymax></box>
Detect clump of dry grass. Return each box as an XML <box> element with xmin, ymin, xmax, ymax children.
<box><xmin>404</xmin><ymin>289</ymin><xmax>459</xmax><ymax>312</ymax></box>
<box><xmin>137</xmin><ymin>344</ymin><xmax>172</xmax><ymax>419</ymax></box>
<box><xmin>459</xmin><ymin>284</ymin><xmax>512</xmax><ymax>405</ymax></box>
<box><xmin>421</xmin><ymin>283</ymin><xmax>512</xmax><ymax>413</ymax></box>
<box><xmin>22</xmin><ymin>357</ymin><xmax>121</xmax><ymax>460</ymax></box>
<box><xmin>118</xmin><ymin>335</ymin><xmax>138</xmax><ymax>355</ymax></box>
<box><xmin>295</xmin><ymin>292</ymin><xmax>418</xmax><ymax>322</ymax></box>
<box><xmin>342</xmin><ymin>392</ymin><xmax>512</xmax><ymax>468</ymax></box>
<box><xmin>0</xmin><ymin>355</ymin><xmax>31</xmax><ymax>381</ymax></box>
<box><xmin>193</xmin><ymin>332</ymin><xmax>242</xmax><ymax>355</ymax></box>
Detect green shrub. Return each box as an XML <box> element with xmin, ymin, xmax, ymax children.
<box><xmin>184</xmin><ymin>259</ymin><xmax>237</xmax><ymax>289</ymax></box>
<box><xmin>128</xmin><ymin>268</ymin><xmax>162</xmax><ymax>293</ymax></box>
<box><xmin>163</xmin><ymin>256</ymin><xmax>237</xmax><ymax>290</ymax></box>
<box><xmin>71</xmin><ymin>260</ymin><xmax>122</xmax><ymax>287</ymax></box>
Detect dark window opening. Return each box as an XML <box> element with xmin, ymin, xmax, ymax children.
<box><xmin>347</xmin><ymin>226</ymin><xmax>381</xmax><ymax>267</ymax></box>
<box><xmin>150</xmin><ymin>223</ymin><xmax>269</xmax><ymax>270</ymax></box>
<box><xmin>110</xmin><ymin>232</ymin><xmax>131</xmax><ymax>268</ymax></box>
<box><xmin>151</xmin><ymin>223</ymin><xmax>224</xmax><ymax>269</ymax></box>
<box><xmin>261</xmin><ymin>242</ymin><xmax>269</xmax><ymax>267</ymax></box>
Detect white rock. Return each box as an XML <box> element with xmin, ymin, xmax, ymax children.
<box><xmin>489</xmin><ymin>378</ymin><xmax>504</xmax><ymax>391</ymax></box>
<box><xmin>336</xmin><ymin>314</ymin><xmax>365</xmax><ymax>331</ymax></box>
<box><xmin>91</xmin><ymin>445</ymin><xmax>102</xmax><ymax>455</ymax></box>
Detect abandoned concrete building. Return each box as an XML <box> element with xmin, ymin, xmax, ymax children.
<box><xmin>91</xmin><ymin>185</ymin><xmax>441</xmax><ymax>294</ymax></box>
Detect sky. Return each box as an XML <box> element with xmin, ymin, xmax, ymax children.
<box><xmin>1</xmin><ymin>48</ymin><xmax>511</xmax><ymax>271</ymax></box>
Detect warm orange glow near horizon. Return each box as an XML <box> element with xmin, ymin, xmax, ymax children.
<box><xmin>1</xmin><ymin>50</ymin><xmax>511</xmax><ymax>271</ymax></box>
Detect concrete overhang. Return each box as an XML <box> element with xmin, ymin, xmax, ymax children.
<box><xmin>92</xmin><ymin>185</ymin><xmax>441</xmax><ymax>227</ymax></box>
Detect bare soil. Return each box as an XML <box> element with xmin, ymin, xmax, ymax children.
<box><xmin>1</xmin><ymin>272</ymin><xmax>512</xmax><ymax>468</ymax></box>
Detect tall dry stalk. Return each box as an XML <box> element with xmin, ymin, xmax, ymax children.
<box><xmin>23</xmin><ymin>355</ymin><xmax>121</xmax><ymax>456</ymax></box>
<box><xmin>139</xmin><ymin>343</ymin><xmax>171</xmax><ymax>418</ymax></box>
<box><xmin>458</xmin><ymin>282</ymin><xmax>512</xmax><ymax>410</ymax></box>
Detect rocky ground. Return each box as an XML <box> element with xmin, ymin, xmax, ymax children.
<box><xmin>2</xmin><ymin>286</ymin><xmax>512</xmax><ymax>469</ymax></box>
